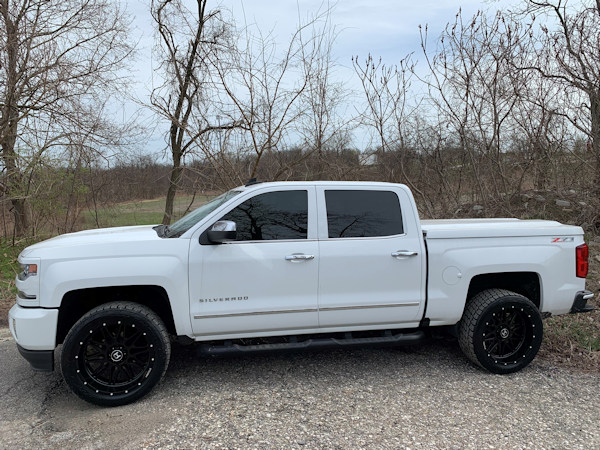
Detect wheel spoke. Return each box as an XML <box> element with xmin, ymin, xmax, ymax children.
<box><xmin>100</xmin><ymin>326</ymin><xmax>115</xmax><ymax>344</ymax></box>
<box><xmin>90</xmin><ymin>361</ymin><xmax>110</xmax><ymax>378</ymax></box>
<box><xmin>129</xmin><ymin>346</ymin><xmax>150</xmax><ymax>357</ymax></box>
<box><xmin>87</xmin><ymin>343</ymin><xmax>105</xmax><ymax>355</ymax></box>
<box><xmin>487</xmin><ymin>340</ymin><xmax>500</xmax><ymax>355</ymax></box>
<box><xmin>124</xmin><ymin>330</ymin><xmax>144</xmax><ymax>347</ymax></box>
<box><xmin>115</xmin><ymin>322</ymin><xmax>124</xmax><ymax>342</ymax></box>
<box><xmin>108</xmin><ymin>364</ymin><xmax>117</xmax><ymax>384</ymax></box>
<box><xmin>121</xmin><ymin>363</ymin><xmax>137</xmax><ymax>381</ymax></box>
<box><xmin>86</xmin><ymin>354</ymin><xmax>105</xmax><ymax>363</ymax></box>
<box><xmin>127</xmin><ymin>358</ymin><xmax>148</xmax><ymax>371</ymax></box>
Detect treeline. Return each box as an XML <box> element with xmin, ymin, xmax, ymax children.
<box><xmin>0</xmin><ymin>137</ymin><xmax>596</xmax><ymax>239</ymax></box>
<box><xmin>1</xmin><ymin>1</ymin><xmax>599</xmax><ymax>238</ymax></box>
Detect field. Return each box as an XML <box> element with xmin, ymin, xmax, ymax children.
<box><xmin>0</xmin><ymin>194</ymin><xmax>598</xmax><ymax>372</ymax></box>
<box><xmin>81</xmin><ymin>194</ymin><xmax>214</xmax><ymax>228</ymax></box>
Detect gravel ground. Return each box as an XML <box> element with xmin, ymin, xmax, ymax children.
<box><xmin>1</xmin><ymin>327</ymin><xmax>599</xmax><ymax>449</ymax></box>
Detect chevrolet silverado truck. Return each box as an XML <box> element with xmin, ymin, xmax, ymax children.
<box><xmin>8</xmin><ymin>181</ymin><xmax>594</xmax><ymax>406</ymax></box>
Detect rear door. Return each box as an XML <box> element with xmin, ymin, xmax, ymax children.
<box><xmin>316</xmin><ymin>186</ymin><xmax>425</xmax><ymax>328</ymax></box>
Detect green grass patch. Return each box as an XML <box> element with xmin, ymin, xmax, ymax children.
<box><xmin>82</xmin><ymin>194</ymin><xmax>214</xmax><ymax>228</ymax></box>
<box><xmin>0</xmin><ymin>239</ymin><xmax>38</xmax><ymax>282</ymax></box>
<box><xmin>545</xmin><ymin>313</ymin><xmax>600</xmax><ymax>352</ymax></box>
<box><xmin>0</xmin><ymin>238</ymin><xmax>39</xmax><ymax>325</ymax></box>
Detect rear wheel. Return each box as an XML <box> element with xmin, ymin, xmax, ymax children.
<box><xmin>61</xmin><ymin>302</ymin><xmax>171</xmax><ymax>406</ymax></box>
<box><xmin>459</xmin><ymin>289</ymin><xmax>543</xmax><ymax>374</ymax></box>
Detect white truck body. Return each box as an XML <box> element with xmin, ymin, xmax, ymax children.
<box><xmin>8</xmin><ymin>181</ymin><xmax>593</xmax><ymax>405</ymax></box>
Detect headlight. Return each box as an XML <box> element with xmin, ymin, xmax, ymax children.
<box><xmin>18</xmin><ymin>263</ymin><xmax>38</xmax><ymax>281</ymax></box>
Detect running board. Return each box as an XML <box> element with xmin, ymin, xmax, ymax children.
<box><xmin>199</xmin><ymin>330</ymin><xmax>425</xmax><ymax>356</ymax></box>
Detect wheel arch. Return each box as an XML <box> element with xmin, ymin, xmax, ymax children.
<box><xmin>466</xmin><ymin>272</ymin><xmax>541</xmax><ymax>309</ymax></box>
<box><xmin>56</xmin><ymin>285</ymin><xmax>176</xmax><ymax>345</ymax></box>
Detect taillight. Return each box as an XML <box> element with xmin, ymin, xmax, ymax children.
<box><xmin>576</xmin><ymin>243</ymin><xmax>589</xmax><ymax>278</ymax></box>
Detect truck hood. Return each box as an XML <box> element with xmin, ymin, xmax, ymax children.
<box><xmin>20</xmin><ymin>225</ymin><xmax>162</xmax><ymax>257</ymax></box>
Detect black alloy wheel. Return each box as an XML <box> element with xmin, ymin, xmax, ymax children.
<box><xmin>61</xmin><ymin>302</ymin><xmax>170</xmax><ymax>406</ymax></box>
<box><xmin>459</xmin><ymin>288</ymin><xmax>543</xmax><ymax>374</ymax></box>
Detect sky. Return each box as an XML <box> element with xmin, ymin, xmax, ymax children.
<box><xmin>124</xmin><ymin>0</ymin><xmax>515</xmax><ymax>156</ymax></box>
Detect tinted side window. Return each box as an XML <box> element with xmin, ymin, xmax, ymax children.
<box><xmin>325</xmin><ymin>190</ymin><xmax>403</xmax><ymax>238</ymax></box>
<box><xmin>220</xmin><ymin>190</ymin><xmax>308</xmax><ymax>241</ymax></box>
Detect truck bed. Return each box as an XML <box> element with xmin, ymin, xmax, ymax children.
<box><xmin>421</xmin><ymin>218</ymin><xmax>582</xmax><ymax>239</ymax></box>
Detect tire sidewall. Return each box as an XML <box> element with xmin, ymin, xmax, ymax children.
<box><xmin>61</xmin><ymin>304</ymin><xmax>169</xmax><ymax>407</ymax></box>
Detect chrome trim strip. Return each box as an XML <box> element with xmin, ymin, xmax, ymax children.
<box><xmin>320</xmin><ymin>320</ymin><xmax>415</xmax><ymax>328</ymax></box>
<box><xmin>222</xmin><ymin>238</ymin><xmax>318</xmax><ymax>244</ymax></box>
<box><xmin>319</xmin><ymin>302</ymin><xmax>419</xmax><ymax>312</ymax></box>
<box><xmin>194</xmin><ymin>308</ymin><xmax>318</xmax><ymax>320</ymax></box>
<box><xmin>583</xmin><ymin>292</ymin><xmax>595</xmax><ymax>300</ymax></box>
<box><xmin>194</xmin><ymin>325</ymin><xmax>315</xmax><ymax>336</ymax></box>
<box><xmin>194</xmin><ymin>303</ymin><xmax>419</xmax><ymax>320</ymax></box>
<box><xmin>324</xmin><ymin>233</ymin><xmax>407</xmax><ymax>242</ymax></box>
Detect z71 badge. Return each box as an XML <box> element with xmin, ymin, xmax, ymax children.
<box><xmin>551</xmin><ymin>237</ymin><xmax>574</xmax><ymax>243</ymax></box>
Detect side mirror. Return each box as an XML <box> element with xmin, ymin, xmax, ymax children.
<box><xmin>207</xmin><ymin>220</ymin><xmax>237</xmax><ymax>244</ymax></box>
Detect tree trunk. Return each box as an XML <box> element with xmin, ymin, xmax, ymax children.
<box><xmin>0</xmin><ymin>3</ymin><xmax>28</xmax><ymax>236</ymax></box>
<box><xmin>11</xmin><ymin>198</ymin><xmax>28</xmax><ymax>236</ymax></box>
<box><xmin>162</xmin><ymin>164</ymin><xmax>183</xmax><ymax>225</ymax></box>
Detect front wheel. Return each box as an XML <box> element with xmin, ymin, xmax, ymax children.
<box><xmin>61</xmin><ymin>302</ymin><xmax>171</xmax><ymax>406</ymax></box>
<box><xmin>459</xmin><ymin>289</ymin><xmax>543</xmax><ymax>374</ymax></box>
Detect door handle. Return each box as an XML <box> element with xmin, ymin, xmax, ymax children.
<box><xmin>285</xmin><ymin>254</ymin><xmax>315</xmax><ymax>261</ymax></box>
<box><xmin>391</xmin><ymin>250</ymin><xmax>418</xmax><ymax>258</ymax></box>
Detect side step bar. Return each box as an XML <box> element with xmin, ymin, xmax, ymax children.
<box><xmin>199</xmin><ymin>330</ymin><xmax>425</xmax><ymax>356</ymax></box>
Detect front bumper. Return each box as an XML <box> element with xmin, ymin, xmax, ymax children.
<box><xmin>17</xmin><ymin>345</ymin><xmax>54</xmax><ymax>372</ymax></box>
<box><xmin>570</xmin><ymin>290</ymin><xmax>595</xmax><ymax>314</ymax></box>
<box><xmin>9</xmin><ymin>304</ymin><xmax>58</xmax><ymax>371</ymax></box>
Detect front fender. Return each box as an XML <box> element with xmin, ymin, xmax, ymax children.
<box><xmin>41</xmin><ymin>255</ymin><xmax>192</xmax><ymax>336</ymax></box>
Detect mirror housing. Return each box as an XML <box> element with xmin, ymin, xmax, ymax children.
<box><xmin>207</xmin><ymin>220</ymin><xmax>237</xmax><ymax>244</ymax></box>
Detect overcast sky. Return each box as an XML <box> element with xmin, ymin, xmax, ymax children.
<box><xmin>124</xmin><ymin>0</ymin><xmax>514</xmax><ymax>155</ymax></box>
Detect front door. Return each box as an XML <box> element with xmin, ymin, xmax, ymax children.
<box><xmin>189</xmin><ymin>187</ymin><xmax>319</xmax><ymax>337</ymax></box>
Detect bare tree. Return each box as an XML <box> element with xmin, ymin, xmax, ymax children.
<box><xmin>208</xmin><ymin>8</ymin><xmax>333</xmax><ymax>180</ymax></box>
<box><xmin>151</xmin><ymin>0</ymin><xmax>239</xmax><ymax>225</ymax></box>
<box><xmin>508</xmin><ymin>1</ymin><xmax>600</xmax><ymax>187</ymax></box>
<box><xmin>296</xmin><ymin>14</ymin><xmax>349</xmax><ymax>179</ymax></box>
<box><xmin>353</xmin><ymin>55</ymin><xmax>412</xmax><ymax>155</ymax></box>
<box><xmin>352</xmin><ymin>54</ymin><xmax>434</xmax><ymax>214</ymax></box>
<box><xmin>419</xmin><ymin>11</ymin><xmax>523</xmax><ymax>211</ymax></box>
<box><xmin>0</xmin><ymin>0</ymin><xmax>134</xmax><ymax>235</ymax></box>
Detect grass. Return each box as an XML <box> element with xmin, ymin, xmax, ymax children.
<box><xmin>81</xmin><ymin>194</ymin><xmax>215</xmax><ymax>228</ymax></box>
<box><xmin>0</xmin><ymin>238</ymin><xmax>37</xmax><ymax>325</ymax></box>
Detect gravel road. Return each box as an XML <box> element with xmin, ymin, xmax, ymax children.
<box><xmin>1</xmin><ymin>327</ymin><xmax>599</xmax><ymax>449</ymax></box>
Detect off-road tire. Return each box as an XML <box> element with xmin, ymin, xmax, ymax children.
<box><xmin>459</xmin><ymin>288</ymin><xmax>543</xmax><ymax>374</ymax></box>
<box><xmin>61</xmin><ymin>301</ymin><xmax>171</xmax><ymax>406</ymax></box>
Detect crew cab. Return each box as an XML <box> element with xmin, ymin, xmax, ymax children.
<box><xmin>8</xmin><ymin>181</ymin><xmax>594</xmax><ymax>406</ymax></box>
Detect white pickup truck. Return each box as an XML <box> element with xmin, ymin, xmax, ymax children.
<box><xmin>9</xmin><ymin>181</ymin><xmax>594</xmax><ymax>406</ymax></box>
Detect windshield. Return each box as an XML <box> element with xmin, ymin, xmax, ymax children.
<box><xmin>165</xmin><ymin>190</ymin><xmax>241</xmax><ymax>238</ymax></box>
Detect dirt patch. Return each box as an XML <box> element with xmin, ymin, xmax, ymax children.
<box><xmin>0</xmin><ymin>294</ymin><xmax>12</xmax><ymax>327</ymax></box>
